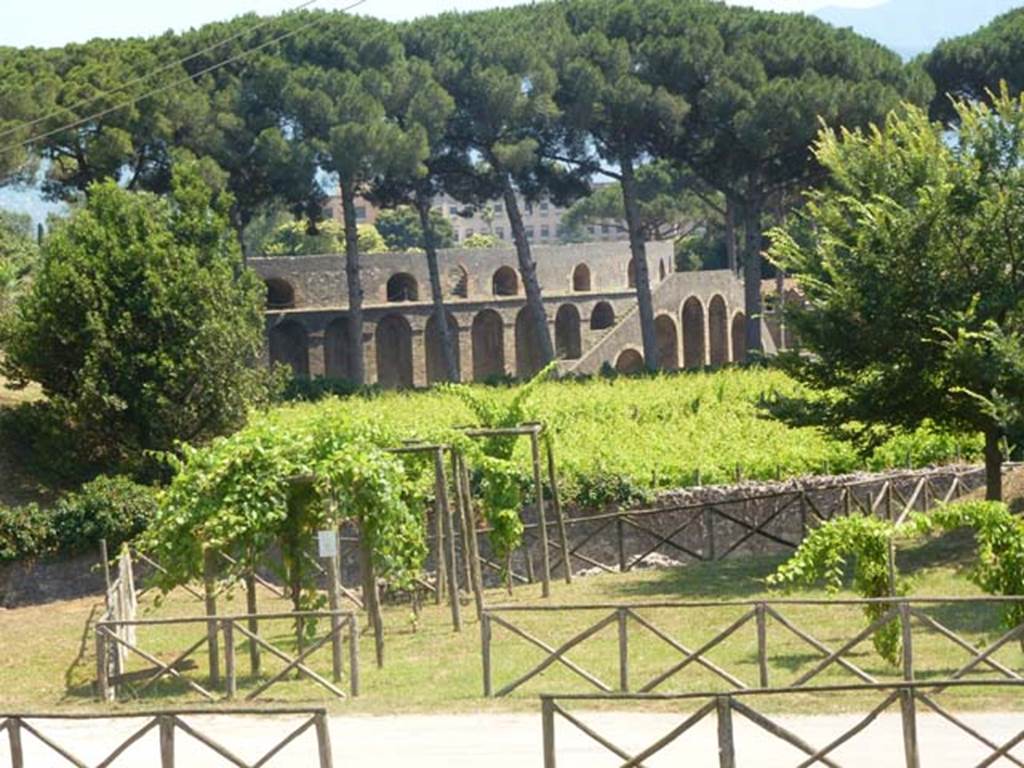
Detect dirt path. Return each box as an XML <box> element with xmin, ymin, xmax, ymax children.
<box><xmin>6</xmin><ymin>711</ymin><xmax>1023</xmax><ymax>766</ymax></box>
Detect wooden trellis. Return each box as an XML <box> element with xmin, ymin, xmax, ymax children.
<box><xmin>541</xmin><ymin>680</ymin><xmax>1024</xmax><ymax>768</ymax></box>
<box><xmin>481</xmin><ymin>596</ymin><xmax>1024</xmax><ymax>697</ymax></box>
<box><xmin>0</xmin><ymin>708</ymin><xmax>333</xmax><ymax>768</ymax></box>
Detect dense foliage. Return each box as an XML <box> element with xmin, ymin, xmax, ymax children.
<box><xmin>768</xmin><ymin>91</ymin><xmax>1024</xmax><ymax>501</ymax></box>
<box><xmin>0</xmin><ymin>475</ymin><xmax>156</xmax><ymax>563</ymax></box>
<box><xmin>0</xmin><ymin>158</ymin><xmax>267</xmax><ymax>474</ymax></box>
<box><xmin>0</xmin><ymin>210</ymin><xmax>36</xmax><ymax>316</ymax></box>
<box><xmin>272</xmin><ymin>368</ymin><xmax>977</xmax><ymax>509</ymax></box>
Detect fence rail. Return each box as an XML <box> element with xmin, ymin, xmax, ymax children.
<box><xmin>482</xmin><ymin>596</ymin><xmax>1024</xmax><ymax>697</ymax></box>
<box><xmin>541</xmin><ymin>680</ymin><xmax>1024</xmax><ymax>768</ymax></box>
<box><xmin>95</xmin><ymin>611</ymin><xmax>359</xmax><ymax>703</ymax></box>
<box><xmin>0</xmin><ymin>708</ymin><xmax>332</xmax><ymax>768</ymax></box>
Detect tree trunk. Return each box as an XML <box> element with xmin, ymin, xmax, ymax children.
<box><xmin>742</xmin><ymin>198</ymin><xmax>764</xmax><ymax>355</ymax></box>
<box><xmin>340</xmin><ymin>183</ymin><xmax>366</xmax><ymax>385</ymax></box>
<box><xmin>358</xmin><ymin>529</ymin><xmax>385</xmax><ymax>668</ymax></box>
<box><xmin>725</xmin><ymin>196</ymin><xmax>739</xmax><ymax>274</ymax></box>
<box><xmin>620</xmin><ymin>155</ymin><xmax>659</xmax><ymax>370</ymax></box>
<box><xmin>417</xmin><ymin>194</ymin><xmax>460</xmax><ymax>382</ymax></box>
<box><xmin>984</xmin><ymin>426</ymin><xmax>1004</xmax><ymax>502</ymax></box>
<box><xmin>500</xmin><ymin>173</ymin><xmax>554</xmax><ymax>370</ymax></box>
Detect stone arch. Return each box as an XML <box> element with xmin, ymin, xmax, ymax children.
<box><xmin>681</xmin><ymin>296</ymin><xmax>706</xmax><ymax>369</ymax></box>
<box><xmin>732</xmin><ymin>311</ymin><xmax>747</xmax><ymax>364</ymax></box>
<box><xmin>425</xmin><ymin>311</ymin><xmax>461</xmax><ymax>384</ymax></box>
<box><xmin>572</xmin><ymin>263</ymin><xmax>592</xmax><ymax>292</ymax></box>
<box><xmin>591</xmin><ymin>301</ymin><xmax>615</xmax><ymax>331</ymax></box>
<box><xmin>269</xmin><ymin>319</ymin><xmax>309</xmax><ymax>378</ymax></box>
<box><xmin>265</xmin><ymin>278</ymin><xmax>295</xmax><ymax>310</ymax></box>
<box><xmin>655</xmin><ymin>314</ymin><xmax>679</xmax><ymax>371</ymax></box>
<box><xmin>449</xmin><ymin>264</ymin><xmax>469</xmax><ymax>299</ymax></box>
<box><xmin>515</xmin><ymin>307</ymin><xmax>546</xmax><ymax>378</ymax></box>
<box><xmin>492</xmin><ymin>266</ymin><xmax>519</xmax><ymax>296</ymax></box>
<box><xmin>615</xmin><ymin>348</ymin><xmax>644</xmax><ymax>374</ymax></box>
<box><xmin>375</xmin><ymin>314</ymin><xmax>413</xmax><ymax>389</ymax></box>
<box><xmin>554</xmin><ymin>304</ymin><xmax>582</xmax><ymax>360</ymax></box>
<box><xmin>627</xmin><ymin>257</ymin><xmax>637</xmax><ymax>288</ymax></box>
<box><xmin>472</xmin><ymin>309</ymin><xmax>505</xmax><ymax>381</ymax></box>
<box><xmin>324</xmin><ymin>317</ymin><xmax>351</xmax><ymax>380</ymax></box>
<box><xmin>709</xmin><ymin>295</ymin><xmax>729</xmax><ymax>368</ymax></box>
<box><xmin>386</xmin><ymin>273</ymin><xmax>419</xmax><ymax>302</ymax></box>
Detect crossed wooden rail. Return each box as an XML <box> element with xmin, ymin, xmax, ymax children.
<box><xmin>473</xmin><ymin>466</ymin><xmax>989</xmax><ymax>587</ymax></box>
<box><xmin>95</xmin><ymin>610</ymin><xmax>359</xmax><ymax>703</ymax></box>
<box><xmin>541</xmin><ymin>680</ymin><xmax>1024</xmax><ymax>768</ymax></box>
<box><xmin>0</xmin><ymin>708</ymin><xmax>332</xmax><ymax>768</ymax></box>
<box><xmin>481</xmin><ymin>596</ymin><xmax>1024</xmax><ymax>697</ymax></box>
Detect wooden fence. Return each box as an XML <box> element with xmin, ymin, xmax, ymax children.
<box><xmin>541</xmin><ymin>680</ymin><xmax>1024</xmax><ymax>768</ymax></box>
<box><xmin>0</xmin><ymin>708</ymin><xmax>332</xmax><ymax>767</ymax></box>
<box><xmin>481</xmin><ymin>596</ymin><xmax>1024</xmax><ymax>697</ymax></box>
<box><xmin>476</xmin><ymin>466</ymin><xmax>992</xmax><ymax>587</ymax></box>
<box><xmin>95</xmin><ymin>610</ymin><xmax>359</xmax><ymax>703</ymax></box>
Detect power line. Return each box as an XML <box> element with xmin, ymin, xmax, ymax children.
<box><xmin>0</xmin><ymin>0</ymin><xmax>326</xmax><ymax>143</ymax></box>
<box><xmin>0</xmin><ymin>0</ymin><xmax>370</xmax><ymax>159</ymax></box>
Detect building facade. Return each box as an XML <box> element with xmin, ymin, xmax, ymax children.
<box><xmin>253</xmin><ymin>240</ymin><xmax>763</xmax><ymax>388</ymax></box>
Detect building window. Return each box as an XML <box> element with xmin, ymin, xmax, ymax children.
<box><xmin>495</xmin><ymin>203</ymin><xmax>504</xmax><ymax>213</ymax></box>
<box><xmin>525</xmin><ymin>227</ymin><xmax>535</xmax><ymax>240</ymax></box>
<box><xmin>588</xmin><ymin>226</ymin><xmax>596</xmax><ymax>235</ymax></box>
<box><xmin>453</xmin><ymin>231</ymin><xmax>460</xmax><ymax>242</ymax></box>
<box><xmin>601</xmin><ymin>224</ymin><xmax>610</xmax><ymax>234</ymax></box>
<box><xmin>540</xmin><ymin>202</ymin><xmax>550</xmax><ymax>214</ymax></box>
<box><xmin>466</xmin><ymin>228</ymin><xmax>474</xmax><ymax>238</ymax></box>
<box><xmin>449</xmin><ymin>206</ymin><xmax>458</xmax><ymax>215</ymax></box>
<box><xmin>496</xmin><ymin>227</ymin><xmax>505</xmax><ymax>240</ymax></box>
<box><xmin>355</xmin><ymin>206</ymin><xmax>367</xmax><ymax>221</ymax></box>
<box><xmin>541</xmin><ymin>226</ymin><xmax>550</xmax><ymax>239</ymax></box>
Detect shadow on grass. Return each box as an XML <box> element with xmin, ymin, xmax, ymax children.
<box><xmin>611</xmin><ymin>553</ymin><xmax>792</xmax><ymax>601</ymax></box>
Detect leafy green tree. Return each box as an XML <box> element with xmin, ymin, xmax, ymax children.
<box><xmin>376</xmin><ymin>205</ymin><xmax>455</xmax><ymax>252</ymax></box>
<box><xmin>0</xmin><ymin>210</ymin><xmax>38</xmax><ymax>315</ymax></box>
<box><xmin>284</xmin><ymin>18</ymin><xmax>428</xmax><ymax>385</ymax></box>
<box><xmin>0</xmin><ymin>47</ymin><xmax>56</xmax><ymax>183</ymax></box>
<box><xmin>768</xmin><ymin>91</ymin><xmax>1024</xmax><ymax>501</ymax></box>
<box><xmin>925</xmin><ymin>8</ymin><xmax>1024</xmax><ymax>123</ymax></box>
<box><xmin>262</xmin><ymin>219</ymin><xmax>386</xmax><ymax>256</ymax></box>
<box><xmin>556</xmin><ymin>1</ymin><xmax>691</xmax><ymax>369</ymax></box>
<box><xmin>463</xmin><ymin>233</ymin><xmax>500</xmax><ymax>249</ymax></box>
<box><xmin>645</xmin><ymin>2</ymin><xmax>931</xmax><ymax>354</ymax></box>
<box><xmin>1</xmin><ymin>156</ymin><xmax>265</xmax><ymax>472</ymax></box>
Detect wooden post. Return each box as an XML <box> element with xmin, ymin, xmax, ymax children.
<box><xmin>99</xmin><ymin>539</ymin><xmax>112</xmax><ymax>613</ymax></box>
<box><xmin>616</xmin><ymin>516</ymin><xmax>627</xmax><ymax>572</ymax></box>
<box><xmin>900</xmin><ymin>687</ymin><xmax>920</xmax><ymax>768</ymax></box>
<box><xmin>348</xmin><ymin>614</ymin><xmax>360</xmax><ymax>698</ymax></box>
<box><xmin>434</xmin><ymin>483</ymin><xmax>446</xmax><ymax>605</ymax></box>
<box><xmin>459</xmin><ymin>454</ymin><xmax>486</xmax><ymax>619</ymax></box>
<box><xmin>202</xmin><ymin>549</ymin><xmax>220</xmax><ymax>687</ymax></box>
<box><xmin>524</xmin><ymin>542</ymin><xmax>536</xmax><ymax>584</ymax></box>
<box><xmin>159</xmin><ymin>715</ymin><xmax>175</xmax><ymax>768</ymax></box>
<box><xmin>8</xmin><ymin>718</ymin><xmax>23</xmax><ymax>768</ymax></box>
<box><xmin>545</xmin><ymin>436</ymin><xmax>573</xmax><ymax>585</ymax></box>
<box><xmin>703</xmin><ymin>507</ymin><xmax>716</xmax><ymax>561</ymax></box>
<box><xmin>756</xmin><ymin>602</ymin><xmax>769</xmax><ymax>689</ymax></box>
<box><xmin>542</xmin><ymin>697</ymin><xmax>556</xmax><ymax>768</ymax></box>
<box><xmin>223</xmin><ymin>620</ymin><xmax>236</xmax><ymax>700</ymax></box>
<box><xmin>481</xmin><ymin>612</ymin><xmax>493</xmax><ymax>697</ymax></box>
<box><xmin>843</xmin><ymin>486</ymin><xmax>852</xmax><ymax>516</ymax></box>
<box><xmin>900</xmin><ymin>601</ymin><xmax>914</xmax><ymax>681</ymax></box>
<box><xmin>617</xmin><ymin>608</ymin><xmax>629</xmax><ymax>692</ymax></box>
<box><xmin>326</xmin><ymin>544</ymin><xmax>344</xmax><ymax>684</ymax></box>
<box><xmin>799</xmin><ymin>491</ymin><xmax>808</xmax><ymax>539</ymax></box>
<box><xmin>95</xmin><ymin>627</ymin><xmax>110</xmax><ymax>702</ymax></box>
<box><xmin>530</xmin><ymin>428</ymin><xmax>552</xmax><ymax>598</ymax></box>
<box><xmin>455</xmin><ymin>461</ymin><xmax>474</xmax><ymax>592</ymax></box>
<box><xmin>888</xmin><ymin>540</ymin><xmax>898</xmax><ymax>599</ymax></box>
<box><xmin>886</xmin><ymin>482</ymin><xmax>895</xmax><ymax>521</ymax></box>
<box><xmin>245</xmin><ymin>569</ymin><xmax>260</xmax><ymax>678</ymax></box>
<box><xmin>438</xmin><ymin>449</ymin><xmax>462</xmax><ymax>632</ymax></box>
<box><xmin>315</xmin><ymin>711</ymin><xmax>334</xmax><ymax>768</ymax></box>
<box><xmin>716</xmin><ymin>696</ymin><xmax>736</xmax><ymax>768</ymax></box>
<box><xmin>358</xmin><ymin>532</ymin><xmax>385</xmax><ymax>668</ymax></box>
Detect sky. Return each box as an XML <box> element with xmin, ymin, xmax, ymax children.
<box><xmin>1</xmin><ymin>0</ymin><xmax>887</xmax><ymax>48</ymax></box>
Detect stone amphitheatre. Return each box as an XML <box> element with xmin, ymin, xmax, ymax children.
<box><xmin>253</xmin><ymin>241</ymin><xmax>776</xmax><ymax>387</ymax></box>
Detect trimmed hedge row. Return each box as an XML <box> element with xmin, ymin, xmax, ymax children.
<box><xmin>0</xmin><ymin>475</ymin><xmax>156</xmax><ymax>563</ymax></box>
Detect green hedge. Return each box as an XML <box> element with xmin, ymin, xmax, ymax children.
<box><xmin>0</xmin><ymin>475</ymin><xmax>156</xmax><ymax>563</ymax></box>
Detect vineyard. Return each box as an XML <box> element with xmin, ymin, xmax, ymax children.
<box><xmin>280</xmin><ymin>369</ymin><xmax>978</xmax><ymax>506</ymax></box>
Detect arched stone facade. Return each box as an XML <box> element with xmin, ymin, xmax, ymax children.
<box><xmin>655</xmin><ymin>314</ymin><xmax>679</xmax><ymax>371</ymax></box>
<box><xmin>472</xmin><ymin>310</ymin><xmax>505</xmax><ymax>380</ymax></box>
<box><xmin>492</xmin><ymin>266</ymin><xmax>519</xmax><ymax>297</ymax></box>
<box><xmin>572</xmin><ymin>263</ymin><xmax>591</xmax><ymax>292</ymax></box>
<box><xmin>615</xmin><ymin>348</ymin><xmax>644</xmax><ymax>373</ymax></box>
<box><xmin>555</xmin><ymin>304</ymin><xmax>582</xmax><ymax>360</ymax></box>
<box><xmin>425</xmin><ymin>312</ymin><xmax>461</xmax><ymax>384</ymax></box>
<box><xmin>731</xmin><ymin>311</ymin><xmax>747</xmax><ymax>364</ymax></box>
<box><xmin>708</xmin><ymin>295</ymin><xmax>729</xmax><ymax>368</ymax></box>
<box><xmin>376</xmin><ymin>314</ymin><xmax>413</xmax><ymax>389</ymax></box>
<box><xmin>269</xmin><ymin>319</ymin><xmax>309</xmax><ymax>377</ymax></box>
<box><xmin>681</xmin><ymin>297</ymin><xmax>706</xmax><ymax>370</ymax></box>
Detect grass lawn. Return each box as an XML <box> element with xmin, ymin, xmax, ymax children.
<box><xmin>1</xmin><ymin>530</ymin><xmax>1021</xmax><ymax>715</ymax></box>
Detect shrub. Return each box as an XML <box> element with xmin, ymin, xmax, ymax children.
<box><xmin>52</xmin><ymin>476</ymin><xmax>157</xmax><ymax>555</ymax></box>
<box><xmin>0</xmin><ymin>503</ymin><xmax>52</xmax><ymax>562</ymax></box>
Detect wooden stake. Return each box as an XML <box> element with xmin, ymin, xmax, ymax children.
<box><xmin>459</xmin><ymin>454</ymin><xmax>486</xmax><ymax>618</ymax></box>
<box><xmin>546</xmin><ymin>436</ymin><xmax>573</xmax><ymax>584</ymax></box>
<box><xmin>437</xmin><ymin>449</ymin><xmax>462</xmax><ymax>632</ymax></box>
<box><xmin>245</xmin><ymin>569</ymin><xmax>260</xmax><ymax>677</ymax></box>
<box><xmin>224</xmin><ymin>621</ymin><xmax>236</xmax><ymax>699</ymax></box>
<box><xmin>717</xmin><ymin>697</ymin><xmax>736</xmax><ymax>768</ymax></box>
<box><xmin>617</xmin><ymin>608</ymin><xmax>629</xmax><ymax>692</ymax></box>
<box><xmin>326</xmin><ymin>544</ymin><xmax>344</xmax><ymax>684</ymax></box>
<box><xmin>159</xmin><ymin>715</ymin><xmax>175</xmax><ymax>768</ymax></box>
<box><xmin>530</xmin><ymin>429</ymin><xmax>552</xmax><ymax>598</ymax></box>
<box><xmin>358</xmin><ymin>532</ymin><xmax>385</xmax><ymax>668</ymax></box>
<box><xmin>202</xmin><ymin>550</ymin><xmax>220</xmax><ymax>687</ymax></box>
<box><xmin>315</xmin><ymin>711</ymin><xmax>334</xmax><ymax>768</ymax></box>
<box><xmin>542</xmin><ymin>697</ymin><xmax>556</xmax><ymax>768</ymax></box>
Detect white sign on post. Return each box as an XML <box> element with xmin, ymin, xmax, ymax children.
<box><xmin>317</xmin><ymin>530</ymin><xmax>338</xmax><ymax>559</ymax></box>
